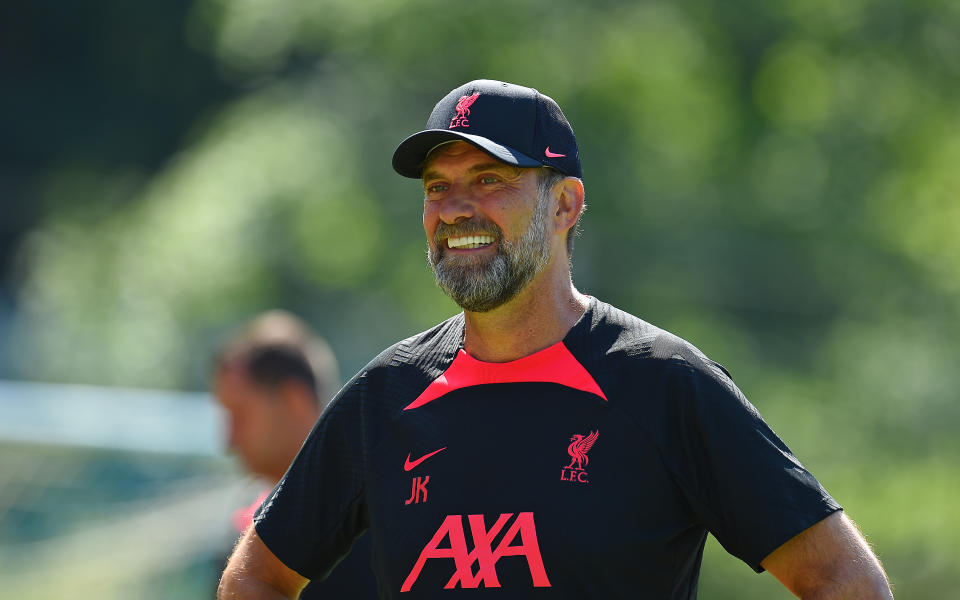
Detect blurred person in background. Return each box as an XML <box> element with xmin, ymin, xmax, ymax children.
<box><xmin>214</xmin><ymin>310</ymin><xmax>377</xmax><ymax>599</ymax></box>
<box><xmin>219</xmin><ymin>81</ymin><xmax>893</xmax><ymax>598</ymax></box>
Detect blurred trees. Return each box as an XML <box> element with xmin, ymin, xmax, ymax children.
<box><xmin>2</xmin><ymin>0</ymin><xmax>959</xmax><ymax>597</ymax></box>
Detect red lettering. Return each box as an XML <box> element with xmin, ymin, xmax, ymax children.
<box><xmin>405</xmin><ymin>476</ymin><xmax>430</xmax><ymax>505</ymax></box>
<box><xmin>491</xmin><ymin>512</ymin><xmax>551</xmax><ymax>587</ymax></box>
<box><xmin>404</xmin><ymin>478</ymin><xmax>416</xmax><ymax>504</ymax></box>
<box><xmin>560</xmin><ymin>468</ymin><xmax>590</xmax><ymax>484</ymax></box>
<box><xmin>401</xmin><ymin>514</ymin><xmax>470</xmax><ymax>592</ymax></box>
<box><xmin>444</xmin><ymin>513</ymin><xmax>512</xmax><ymax>588</ymax></box>
<box><xmin>401</xmin><ymin>512</ymin><xmax>551</xmax><ymax>592</ymax></box>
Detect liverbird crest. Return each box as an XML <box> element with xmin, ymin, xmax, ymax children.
<box><xmin>565</xmin><ymin>430</ymin><xmax>599</xmax><ymax>471</ymax></box>
<box><xmin>449</xmin><ymin>93</ymin><xmax>480</xmax><ymax>128</ymax></box>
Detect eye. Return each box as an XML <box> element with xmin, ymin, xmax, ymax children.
<box><xmin>424</xmin><ymin>182</ymin><xmax>448</xmax><ymax>193</ymax></box>
<box><xmin>479</xmin><ymin>175</ymin><xmax>500</xmax><ymax>184</ymax></box>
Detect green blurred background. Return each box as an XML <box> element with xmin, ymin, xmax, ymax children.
<box><xmin>1</xmin><ymin>0</ymin><xmax>958</xmax><ymax>597</ymax></box>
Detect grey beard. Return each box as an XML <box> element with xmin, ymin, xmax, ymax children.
<box><xmin>428</xmin><ymin>195</ymin><xmax>552</xmax><ymax>313</ymax></box>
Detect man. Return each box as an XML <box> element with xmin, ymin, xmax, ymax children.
<box><xmin>214</xmin><ymin>310</ymin><xmax>377</xmax><ymax>599</ymax></box>
<box><xmin>219</xmin><ymin>80</ymin><xmax>893</xmax><ymax>598</ymax></box>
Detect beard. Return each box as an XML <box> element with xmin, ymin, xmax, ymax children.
<box><xmin>428</xmin><ymin>193</ymin><xmax>552</xmax><ymax>313</ymax></box>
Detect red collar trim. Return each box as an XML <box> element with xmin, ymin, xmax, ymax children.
<box><xmin>404</xmin><ymin>342</ymin><xmax>606</xmax><ymax>410</ymax></box>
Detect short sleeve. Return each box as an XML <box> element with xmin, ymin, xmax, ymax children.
<box><xmin>253</xmin><ymin>376</ymin><xmax>369</xmax><ymax>580</ymax></box>
<box><xmin>659</xmin><ymin>358</ymin><xmax>841</xmax><ymax>572</ymax></box>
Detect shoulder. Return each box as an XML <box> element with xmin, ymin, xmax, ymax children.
<box><xmin>363</xmin><ymin>312</ymin><xmax>463</xmax><ymax>378</ymax></box>
<box><xmin>567</xmin><ymin>298</ymin><xmax>747</xmax><ymax>434</ymax></box>
<box><xmin>325</xmin><ymin>313</ymin><xmax>464</xmax><ymax>413</ymax></box>
<box><xmin>572</xmin><ymin>298</ymin><xmax>732</xmax><ymax>384</ymax></box>
<box><xmin>578</xmin><ymin>300</ymin><xmax>767</xmax><ymax>456</ymax></box>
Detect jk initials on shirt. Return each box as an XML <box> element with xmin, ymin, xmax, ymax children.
<box><xmin>401</xmin><ymin>512</ymin><xmax>551</xmax><ymax>592</ymax></box>
<box><xmin>405</xmin><ymin>476</ymin><xmax>429</xmax><ymax>505</ymax></box>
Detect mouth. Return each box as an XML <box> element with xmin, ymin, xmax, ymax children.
<box><xmin>445</xmin><ymin>234</ymin><xmax>496</xmax><ymax>250</ymax></box>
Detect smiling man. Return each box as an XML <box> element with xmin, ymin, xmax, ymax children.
<box><xmin>218</xmin><ymin>80</ymin><xmax>893</xmax><ymax>599</ymax></box>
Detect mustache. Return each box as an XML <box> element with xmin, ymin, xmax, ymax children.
<box><xmin>434</xmin><ymin>219</ymin><xmax>503</xmax><ymax>246</ymax></box>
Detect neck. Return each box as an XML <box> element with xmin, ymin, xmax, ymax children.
<box><xmin>462</xmin><ymin>264</ymin><xmax>589</xmax><ymax>363</ymax></box>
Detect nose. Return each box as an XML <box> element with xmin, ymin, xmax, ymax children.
<box><xmin>436</xmin><ymin>190</ymin><xmax>476</xmax><ymax>225</ymax></box>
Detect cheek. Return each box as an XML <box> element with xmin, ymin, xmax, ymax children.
<box><xmin>423</xmin><ymin>201</ymin><xmax>436</xmax><ymax>223</ymax></box>
<box><xmin>423</xmin><ymin>210</ymin><xmax>440</xmax><ymax>245</ymax></box>
<box><xmin>228</xmin><ymin>405</ymin><xmax>258</xmax><ymax>442</ymax></box>
<box><xmin>226</xmin><ymin>413</ymin><xmax>243</xmax><ymax>446</ymax></box>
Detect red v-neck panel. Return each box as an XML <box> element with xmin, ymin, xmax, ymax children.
<box><xmin>404</xmin><ymin>341</ymin><xmax>607</xmax><ymax>410</ymax></box>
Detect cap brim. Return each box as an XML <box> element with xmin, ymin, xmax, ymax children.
<box><xmin>392</xmin><ymin>130</ymin><xmax>543</xmax><ymax>178</ymax></box>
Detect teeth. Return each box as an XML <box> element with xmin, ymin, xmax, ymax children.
<box><xmin>447</xmin><ymin>235</ymin><xmax>494</xmax><ymax>249</ymax></box>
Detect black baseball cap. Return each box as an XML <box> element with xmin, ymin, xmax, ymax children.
<box><xmin>392</xmin><ymin>79</ymin><xmax>581</xmax><ymax>179</ymax></box>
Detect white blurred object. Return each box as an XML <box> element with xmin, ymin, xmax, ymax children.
<box><xmin>0</xmin><ymin>379</ymin><xmax>261</xmax><ymax>599</ymax></box>
<box><xmin>0</xmin><ymin>380</ymin><xmax>225</xmax><ymax>455</ymax></box>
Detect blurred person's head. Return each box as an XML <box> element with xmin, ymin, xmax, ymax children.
<box><xmin>213</xmin><ymin>310</ymin><xmax>340</xmax><ymax>482</ymax></box>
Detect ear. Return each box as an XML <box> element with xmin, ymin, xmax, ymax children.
<box><xmin>552</xmin><ymin>177</ymin><xmax>585</xmax><ymax>237</ymax></box>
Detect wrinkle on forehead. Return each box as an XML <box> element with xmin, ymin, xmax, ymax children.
<box><xmin>422</xmin><ymin>141</ymin><xmax>524</xmax><ymax>179</ymax></box>
<box><xmin>424</xmin><ymin>139</ymin><xmax>473</xmax><ymax>161</ymax></box>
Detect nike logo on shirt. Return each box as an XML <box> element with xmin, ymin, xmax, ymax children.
<box><xmin>404</xmin><ymin>447</ymin><xmax>447</xmax><ymax>471</ymax></box>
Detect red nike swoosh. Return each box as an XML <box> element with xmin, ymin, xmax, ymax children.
<box><xmin>404</xmin><ymin>447</ymin><xmax>447</xmax><ymax>471</ymax></box>
<box><xmin>544</xmin><ymin>146</ymin><xmax>566</xmax><ymax>158</ymax></box>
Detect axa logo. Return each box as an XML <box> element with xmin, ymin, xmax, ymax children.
<box><xmin>560</xmin><ymin>429</ymin><xmax>598</xmax><ymax>483</ymax></box>
<box><xmin>449</xmin><ymin>93</ymin><xmax>479</xmax><ymax>129</ymax></box>
<box><xmin>401</xmin><ymin>512</ymin><xmax>551</xmax><ymax>592</ymax></box>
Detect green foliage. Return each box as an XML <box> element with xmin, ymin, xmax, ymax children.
<box><xmin>5</xmin><ymin>0</ymin><xmax>960</xmax><ymax>596</ymax></box>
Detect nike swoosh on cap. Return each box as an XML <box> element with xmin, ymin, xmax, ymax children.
<box><xmin>544</xmin><ymin>147</ymin><xmax>566</xmax><ymax>158</ymax></box>
<box><xmin>404</xmin><ymin>447</ymin><xmax>448</xmax><ymax>471</ymax></box>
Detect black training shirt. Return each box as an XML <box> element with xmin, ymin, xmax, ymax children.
<box><xmin>255</xmin><ymin>298</ymin><xmax>840</xmax><ymax>598</ymax></box>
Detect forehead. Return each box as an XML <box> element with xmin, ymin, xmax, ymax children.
<box><xmin>422</xmin><ymin>141</ymin><xmax>514</xmax><ymax>175</ymax></box>
<box><xmin>215</xmin><ymin>367</ymin><xmax>265</xmax><ymax>406</ymax></box>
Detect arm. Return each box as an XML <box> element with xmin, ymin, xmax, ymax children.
<box><xmin>760</xmin><ymin>511</ymin><xmax>893</xmax><ymax>599</ymax></box>
<box><xmin>218</xmin><ymin>527</ymin><xmax>309</xmax><ymax>600</ymax></box>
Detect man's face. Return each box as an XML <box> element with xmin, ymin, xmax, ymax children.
<box><xmin>421</xmin><ymin>142</ymin><xmax>553</xmax><ymax>312</ymax></box>
<box><xmin>214</xmin><ymin>368</ymin><xmax>289</xmax><ymax>479</ymax></box>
